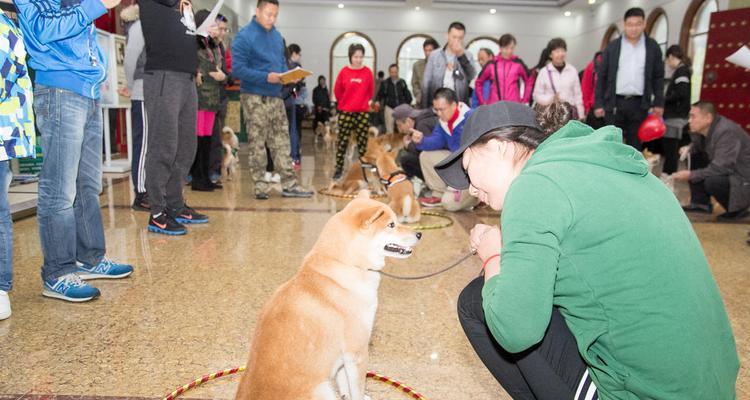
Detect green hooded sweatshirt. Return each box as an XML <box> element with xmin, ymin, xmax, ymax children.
<box><xmin>482</xmin><ymin>121</ymin><xmax>739</xmax><ymax>399</ymax></box>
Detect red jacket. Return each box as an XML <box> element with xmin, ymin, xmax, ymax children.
<box><xmin>334</xmin><ymin>65</ymin><xmax>374</xmax><ymax>113</ymax></box>
<box><xmin>581</xmin><ymin>53</ymin><xmax>602</xmax><ymax>115</ymax></box>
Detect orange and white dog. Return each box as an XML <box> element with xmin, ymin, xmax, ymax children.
<box><xmin>235</xmin><ymin>193</ymin><xmax>421</xmax><ymax>400</ymax></box>
<box><xmin>376</xmin><ymin>151</ymin><xmax>420</xmax><ymax>223</ymax></box>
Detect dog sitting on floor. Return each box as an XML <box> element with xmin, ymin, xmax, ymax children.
<box><xmin>376</xmin><ymin>150</ymin><xmax>420</xmax><ymax>223</ymax></box>
<box><xmin>221</xmin><ymin>127</ymin><xmax>240</xmax><ymax>180</ymax></box>
<box><xmin>234</xmin><ymin>192</ymin><xmax>421</xmax><ymax>400</ymax></box>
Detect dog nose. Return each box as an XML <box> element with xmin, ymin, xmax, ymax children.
<box><xmin>416</xmin><ymin>232</ymin><xmax>422</xmax><ymax>240</ymax></box>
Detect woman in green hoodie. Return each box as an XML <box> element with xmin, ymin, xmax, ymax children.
<box><xmin>434</xmin><ymin>101</ymin><xmax>739</xmax><ymax>399</ymax></box>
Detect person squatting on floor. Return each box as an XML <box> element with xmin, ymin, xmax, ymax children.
<box><xmin>141</xmin><ymin>0</ymin><xmax>209</xmax><ymax>235</ymax></box>
<box><xmin>332</xmin><ymin>43</ymin><xmax>375</xmax><ymax>180</ymax></box>
<box><xmin>232</xmin><ymin>0</ymin><xmax>313</xmax><ymax>200</ymax></box>
<box><xmin>15</xmin><ymin>0</ymin><xmax>134</xmax><ymax>302</ymax></box>
<box><xmin>435</xmin><ymin>100</ymin><xmax>739</xmax><ymax>399</ymax></box>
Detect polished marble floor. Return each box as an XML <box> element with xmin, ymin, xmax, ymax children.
<box><xmin>0</xmin><ymin>133</ymin><xmax>747</xmax><ymax>400</ymax></box>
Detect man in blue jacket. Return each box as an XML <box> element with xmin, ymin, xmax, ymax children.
<box><xmin>232</xmin><ymin>0</ymin><xmax>312</xmax><ymax>200</ymax></box>
<box><xmin>412</xmin><ymin>88</ymin><xmax>478</xmax><ymax>211</ymax></box>
<box><xmin>14</xmin><ymin>0</ymin><xmax>134</xmax><ymax>302</ymax></box>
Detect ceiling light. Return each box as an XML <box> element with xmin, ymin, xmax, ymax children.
<box><xmin>338</xmin><ymin>3</ymin><xmax>344</xmax><ymax>8</ymax></box>
<box><xmin>489</xmin><ymin>8</ymin><xmax>497</xmax><ymax>14</ymax></box>
<box><xmin>588</xmin><ymin>0</ymin><xmax>596</xmax><ymax>4</ymax></box>
<box><xmin>415</xmin><ymin>6</ymin><xmax>420</xmax><ymax>11</ymax></box>
<box><xmin>564</xmin><ymin>10</ymin><xmax>572</xmax><ymax>16</ymax></box>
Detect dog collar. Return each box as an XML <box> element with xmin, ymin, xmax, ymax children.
<box><xmin>380</xmin><ymin>171</ymin><xmax>408</xmax><ymax>189</ymax></box>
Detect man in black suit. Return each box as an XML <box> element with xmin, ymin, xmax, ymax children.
<box><xmin>594</xmin><ymin>7</ymin><xmax>664</xmax><ymax>151</ymax></box>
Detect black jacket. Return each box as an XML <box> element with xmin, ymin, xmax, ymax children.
<box><xmin>140</xmin><ymin>0</ymin><xmax>198</xmax><ymax>74</ymax></box>
<box><xmin>313</xmin><ymin>85</ymin><xmax>331</xmax><ymax>110</ymax></box>
<box><xmin>664</xmin><ymin>64</ymin><xmax>691</xmax><ymax>119</ymax></box>
<box><xmin>594</xmin><ymin>35</ymin><xmax>664</xmax><ymax>112</ymax></box>
<box><xmin>377</xmin><ymin>78</ymin><xmax>412</xmax><ymax>109</ymax></box>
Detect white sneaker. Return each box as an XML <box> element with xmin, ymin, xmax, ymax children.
<box><xmin>0</xmin><ymin>291</ymin><xmax>11</xmax><ymax>320</ymax></box>
<box><xmin>263</xmin><ymin>172</ymin><xmax>273</xmax><ymax>183</ymax></box>
<box><xmin>270</xmin><ymin>173</ymin><xmax>281</xmax><ymax>183</ymax></box>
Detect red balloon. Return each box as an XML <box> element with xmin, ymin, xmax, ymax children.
<box><xmin>638</xmin><ymin>114</ymin><xmax>666</xmax><ymax>143</ymax></box>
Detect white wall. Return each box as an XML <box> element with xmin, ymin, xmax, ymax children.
<box><xmin>220</xmin><ymin>0</ymin><xmax>729</xmax><ymax>87</ymax></box>
<box><xmin>238</xmin><ymin>4</ymin><xmax>571</xmax><ymax>88</ymax></box>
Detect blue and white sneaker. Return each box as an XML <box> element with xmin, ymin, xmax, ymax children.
<box><xmin>76</xmin><ymin>257</ymin><xmax>134</xmax><ymax>280</ymax></box>
<box><xmin>42</xmin><ymin>273</ymin><xmax>101</xmax><ymax>303</ymax></box>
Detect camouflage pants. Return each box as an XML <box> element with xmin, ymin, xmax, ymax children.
<box><xmin>240</xmin><ymin>94</ymin><xmax>297</xmax><ymax>193</ymax></box>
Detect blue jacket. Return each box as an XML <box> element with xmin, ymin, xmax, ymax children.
<box><xmin>232</xmin><ymin>17</ymin><xmax>287</xmax><ymax>98</ymax></box>
<box><xmin>417</xmin><ymin>103</ymin><xmax>473</xmax><ymax>152</ymax></box>
<box><xmin>14</xmin><ymin>0</ymin><xmax>108</xmax><ymax>99</ymax></box>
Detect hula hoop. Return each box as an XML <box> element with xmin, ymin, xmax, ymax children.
<box><xmin>410</xmin><ymin>211</ymin><xmax>453</xmax><ymax>231</ymax></box>
<box><xmin>162</xmin><ymin>365</ymin><xmax>428</xmax><ymax>400</ymax></box>
<box><xmin>318</xmin><ymin>187</ymin><xmax>387</xmax><ymax>199</ymax></box>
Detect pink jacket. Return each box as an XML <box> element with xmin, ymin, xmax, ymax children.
<box><xmin>475</xmin><ymin>55</ymin><xmax>532</xmax><ymax>105</ymax></box>
<box><xmin>532</xmin><ymin>62</ymin><xmax>584</xmax><ymax>118</ymax></box>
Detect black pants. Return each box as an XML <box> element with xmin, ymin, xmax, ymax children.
<box><xmin>662</xmin><ymin>137</ymin><xmax>680</xmax><ymax>175</ymax></box>
<box><xmin>398</xmin><ymin>150</ymin><xmax>424</xmax><ymax>181</ymax></box>
<box><xmin>690</xmin><ymin>175</ymin><xmax>730</xmax><ymax>211</ymax></box>
<box><xmin>314</xmin><ymin>109</ymin><xmax>329</xmax><ymax>132</ymax></box>
<box><xmin>606</xmin><ymin>96</ymin><xmax>648</xmax><ymax>151</ymax></box>
<box><xmin>458</xmin><ymin>277</ymin><xmax>594</xmax><ymax>400</ymax></box>
<box><xmin>190</xmin><ymin>136</ymin><xmax>212</xmax><ymax>188</ymax></box>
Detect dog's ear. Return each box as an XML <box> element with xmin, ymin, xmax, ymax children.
<box><xmin>356</xmin><ymin>189</ymin><xmax>371</xmax><ymax>199</ymax></box>
<box><xmin>355</xmin><ymin>205</ymin><xmax>385</xmax><ymax>229</ymax></box>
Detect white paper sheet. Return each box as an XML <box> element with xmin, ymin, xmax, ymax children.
<box><xmin>195</xmin><ymin>0</ymin><xmax>225</xmax><ymax>37</ymax></box>
<box><xmin>725</xmin><ymin>45</ymin><xmax>750</xmax><ymax>69</ymax></box>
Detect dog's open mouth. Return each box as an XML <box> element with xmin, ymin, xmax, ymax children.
<box><xmin>384</xmin><ymin>243</ymin><xmax>414</xmax><ymax>257</ymax></box>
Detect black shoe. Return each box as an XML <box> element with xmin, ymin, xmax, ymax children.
<box><xmin>169</xmin><ymin>205</ymin><xmax>209</xmax><ymax>224</ymax></box>
<box><xmin>282</xmin><ymin>186</ymin><xmax>314</xmax><ymax>198</ymax></box>
<box><xmin>717</xmin><ymin>208</ymin><xmax>750</xmax><ymax>222</ymax></box>
<box><xmin>332</xmin><ymin>171</ymin><xmax>342</xmax><ymax>181</ymax></box>
<box><xmin>255</xmin><ymin>192</ymin><xmax>269</xmax><ymax>200</ymax></box>
<box><xmin>682</xmin><ymin>203</ymin><xmax>713</xmax><ymax>214</ymax></box>
<box><xmin>191</xmin><ymin>183</ymin><xmax>215</xmax><ymax>192</ymax></box>
<box><xmin>148</xmin><ymin>213</ymin><xmax>187</xmax><ymax>235</ymax></box>
<box><xmin>131</xmin><ymin>194</ymin><xmax>151</xmax><ymax>212</ymax></box>
<box><xmin>211</xmin><ymin>182</ymin><xmax>223</xmax><ymax>190</ymax></box>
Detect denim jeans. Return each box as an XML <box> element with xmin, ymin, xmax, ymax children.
<box><xmin>0</xmin><ymin>161</ymin><xmax>12</xmax><ymax>291</ymax></box>
<box><xmin>34</xmin><ymin>85</ymin><xmax>106</xmax><ymax>281</ymax></box>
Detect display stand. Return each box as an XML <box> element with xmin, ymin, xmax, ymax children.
<box><xmin>102</xmin><ymin>104</ymin><xmax>132</xmax><ymax>173</ymax></box>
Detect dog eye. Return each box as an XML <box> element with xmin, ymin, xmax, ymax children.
<box><xmin>387</xmin><ymin>222</ymin><xmax>395</xmax><ymax>228</ymax></box>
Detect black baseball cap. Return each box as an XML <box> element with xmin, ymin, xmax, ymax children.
<box><xmin>434</xmin><ymin>102</ymin><xmax>542</xmax><ymax>190</ymax></box>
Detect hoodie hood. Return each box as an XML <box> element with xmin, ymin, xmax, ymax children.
<box><xmin>525</xmin><ymin>120</ymin><xmax>649</xmax><ymax>176</ymax></box>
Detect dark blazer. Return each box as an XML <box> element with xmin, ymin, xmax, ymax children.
<box><xmin>377</xmin><ymin>78</ymin><xmax>413</xmax><ymax>109</ymax></box>
<box><xmin>594</xmin><ymin>35</ymin><xmax>665</xmax><ymax>112</ymax></box>
<box><xmin>690</xmin><ymin>116</ymin><xmax>750</xmax><ymax>212</ymax></box>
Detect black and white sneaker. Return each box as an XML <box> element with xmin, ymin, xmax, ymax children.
<box><xmin>148</xmin><ymin>213</ymin><xmax>187</xmax><ymax>236</ymax></box>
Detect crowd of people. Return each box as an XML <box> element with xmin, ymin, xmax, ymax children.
<box><xmin>0</xmin><ymin>0</ymin><xmax>746</xmax><ymax>396</ymax></box>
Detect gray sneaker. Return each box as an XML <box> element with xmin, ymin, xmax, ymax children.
<box><xmin>282</xmin><ymin>186</ymin><xmax>314</xmax><ymax>198</ymax></box>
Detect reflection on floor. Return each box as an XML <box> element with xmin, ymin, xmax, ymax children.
<box><xmin>0</xmin><ymin>133</ymin><xmax>747</xmax><ymax>400</ymax></box>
